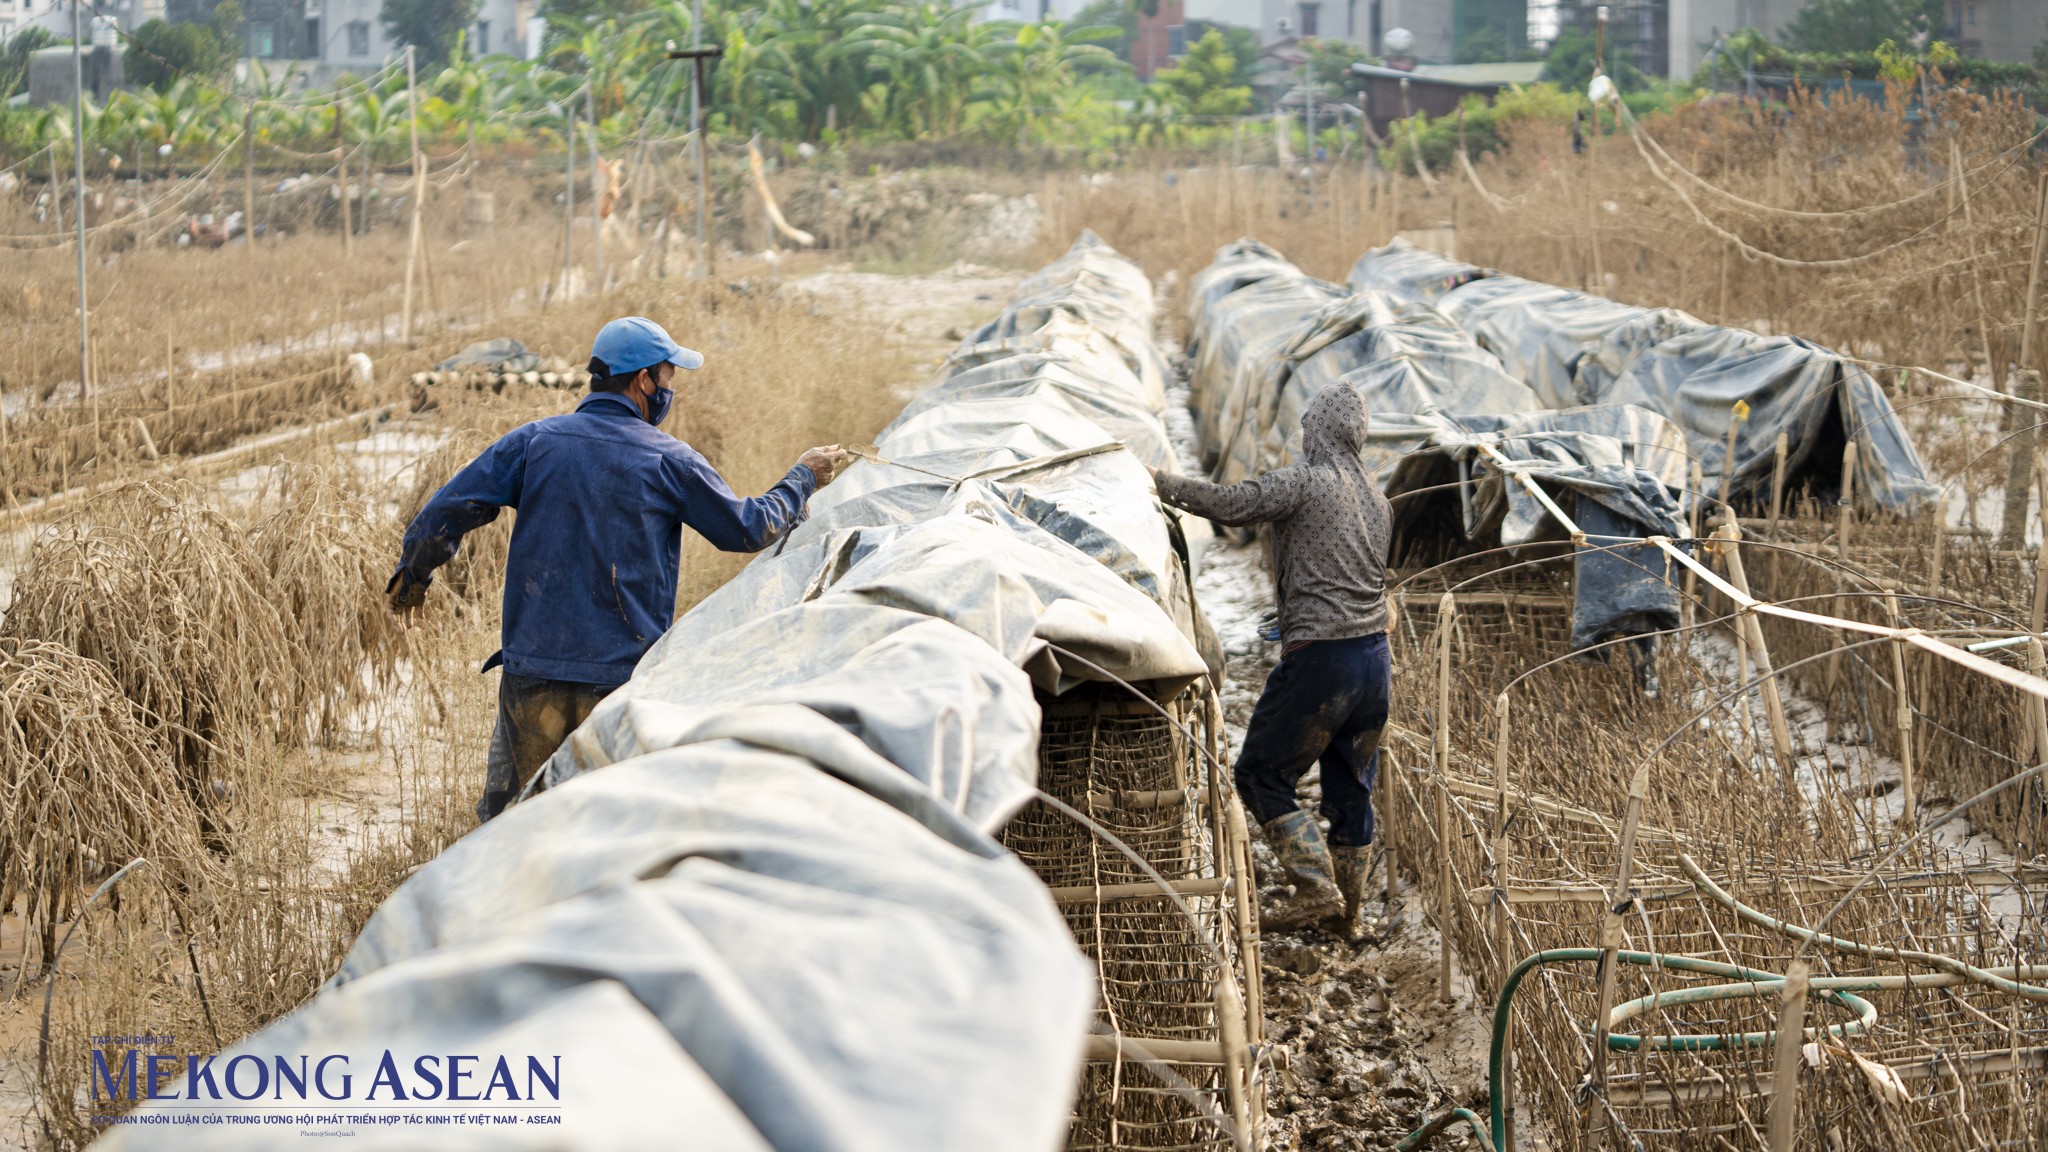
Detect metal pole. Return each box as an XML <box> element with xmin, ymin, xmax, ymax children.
<box><xmin>690</xmin><ymin>0</ymin><xmax>702</xmax><ymax>125</ymax></box>
<box><xmin>70</xmin><ymin>0</ymin><xmax>91</xmax><ymax>399</ymax></box>
<box><xmin>695</xmin><ymin>59</ymin><xmax>709</xmax><ymax>271</ymax></box>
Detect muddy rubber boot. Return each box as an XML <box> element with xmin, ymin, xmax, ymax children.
<box><xmin>1330</xmin><ymin>845</ymin><xmax>1372</xmax><ymax>931</ymax></box>
<box><xmin>1260</xmin><ymin>810</ymin><xmax>1345</xmax><ymax>930</ymax></box>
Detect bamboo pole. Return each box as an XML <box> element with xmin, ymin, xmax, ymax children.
<box><xmin>1766</xmin><ymin>959</ymin><xmax>1810</xmax><ymax>1152</ymax></box>
<box><xmin>1999</xmin><ymin>170</ymin><xmax>2048</xmax><ymax>548</ymax></box>
<box><xmin>1953</xmin><ymin>139</ymin><xmax>2000</xmax><ymax>380</ymax></box>
<box><xmin>242</xmin><ymin>102</ymin><xmax>257</xmax><ymax>247</ymax></box>
<box><xmin>1589</xmin><ymin>762</ymin><xmax>1649</xmax><ymax>1129</ymax></box>
<box><xmin>1436</xmin><ymin>593</ymin><xmax>1456</xmax><ymax>1004</ymax></box>
<box><xmin>2032</xmin><ymin>636</ymin><xmax>2048</xmax><ymax>783</ymax></box>
<box><xmin>1684</xmin><ymin>460</ymin><xmax>1703</xmax><ymax>632</ymax></box>
<box><xmin>69</xmin><ymin>2</ymin><xmax>89</xmax><ymax>403</ymax></box>
<box><xmin>2034</xmin><ymin>464</ymin><xmax>2048</xmax><ymax>637</ymax></box>
<box><xmin>1824</xmin><ymin>442</ymin><xmax>1859</xmax><ymax>707</ymax></box>
<box><xmin>586</xmin><ymin>85</ymin><xmax>604</xmax><ymax>293</ymax></box>
<box><xmin>1884</xmin><ymin>590</ymin><xmax>1917</xmax><ymax>825</ymax></box>
<box><xmin>334</xmin><ymin>97</ymin><xmax>351</xmax><ymax>258</ymax></box>
<box><xmin>1721</xmin><ymin>403</ymin><xmax>1744</xmax><ymax>511</ymax></box>
<box><xmin>1489</xmin><ymin>685</ymin><xmax>1518</xmax><ymax>1152</ymax></box>
<box><xmin>1489</xmin><ymin>691</ymin><xmax>1511</xmax><ymax>979</ymax></box>
<box><xmin>1718</xmin><ymin>523</ymin><xmax>1798</xmax><ymax>786</ymax></box>
<box><xmin>1215</xmin><ymin>977</ymin><xmax>1253</xmax><ymax>1152</ymax></box>
<box><xmin>401</xmin><ymin>46</ymin><xmax>423</xmax><ymax>342</ymax></box>
<box><xmin>1584</xmin><ymin>126</ymin><xmax>1601</xmax><ymax>292</ymax></box>
<box><xmin>1768</xmin><ymin>430</ymin><xmax>1788</xmax><ymax>583</ymax></box>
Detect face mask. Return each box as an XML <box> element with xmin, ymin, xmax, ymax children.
<box><xmin>646</xmin><ymin>384</ymin><xmax>674</xmax><ymax>426</ymax></box>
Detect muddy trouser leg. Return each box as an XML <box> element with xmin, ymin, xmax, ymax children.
<box><xmin>1318</xmin><ymin>632</ymin><xmax>1390</xmax><ymax>849</ymax></box>
<box><xmin>1232</xmin><ymin>638</ymin><xmax>1369</xmax><ymax>828</ymax></box>
<box><xmin>478</xmin><ymin>673</ymin><xmax>619</xmax><ymax>823</ymax></box>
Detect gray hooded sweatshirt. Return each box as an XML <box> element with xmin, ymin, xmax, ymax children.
<box><xmin>1155</xmin><ymin>382</ymin><xmax>1392</xmax><ymax>645</ymax></box>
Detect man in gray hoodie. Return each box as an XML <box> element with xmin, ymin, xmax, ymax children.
<box><xmin>1151</xmin><ymin>382</ymin><xmax>1394</xmax><ymax>931</ymax></box>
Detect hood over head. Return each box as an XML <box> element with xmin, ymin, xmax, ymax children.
<box><xmin>1302</xmin><ymin>381</ymin><xmax>1369</xmax><ymax>465</ymax></box>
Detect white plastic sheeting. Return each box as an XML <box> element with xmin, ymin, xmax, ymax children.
<box><xmin>1347</xmin><ymin>239</ymin><xmax>1938</xmax><ymax>514</ymax></box>
<box><xmin>96</xmin><ymin>234</ymin><xmax>1204</xmax><ymax>1151</ymax></box>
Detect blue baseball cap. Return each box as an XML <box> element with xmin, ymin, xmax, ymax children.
<box><xmin>588</xmin><ymin>317</ymin><xmax>704</xmax><ymax>378</ymax></box>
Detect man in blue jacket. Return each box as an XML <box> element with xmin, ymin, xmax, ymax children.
<box><xmin>387</xmin><ymin>316</ymin><xmax>849</xmax><ymax>821</ymax></box>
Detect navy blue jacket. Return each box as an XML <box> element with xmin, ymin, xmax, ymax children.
<box><xmin>396</xmin><ymin>393</ymin><xmax>816</xmax><ymax>684</ymax></box>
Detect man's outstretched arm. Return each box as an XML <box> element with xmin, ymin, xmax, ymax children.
<box><xmin>662</xmin><ymin>444</ymin><xmax>850</xmax><ymax>553</ymax></box>
<box><xmin>388</xmin><ymin>429</ymin><xmax>533</xmax><ymax>608</ymax></box>
<box><xmin>1150</xmin><ymin>465</ymin><xmax>1307</xmax><ymax>528</ymax></box>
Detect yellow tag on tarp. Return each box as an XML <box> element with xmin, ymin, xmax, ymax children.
<box><xmin>1732</xmin><ymin>399</ymin><xmax>1751</xmax><ymax>422</ymax></box>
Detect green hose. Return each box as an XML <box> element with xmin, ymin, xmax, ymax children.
<box><xmin>1393</xmin><ymin>1106</ymin><xmax>1494</xmax><ymax>1152</ymax></box>
<box><xmin>1403</xmin><ymin>947</ymin><xmax>1880</xmax><ymax>1151</ymax></box>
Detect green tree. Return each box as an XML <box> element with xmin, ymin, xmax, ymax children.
<box><xmin>1542</xmin><ymin>26</ymin><xmax>1645</xmax><ymax>94</ymax></box>
<box><xmin>983</xmin><ymin>19</ymin><xmax>1123</xmax><ymax>143</ymax></box>
<box><xmin>846</xmin><ymin>3</ymin><xmax>989</xmax><ymax>138</ymax></box>
<box><xmin>0</xmin><ymin>26</ymin><xmax>55</xmax><ymax>102</ymax></box>
<box><xmin>1152</xmin><ymin>28</ymin><xmax>1250</xmax><ymax>117</ymax></box>
<box><xmin>126</xmin><ymin>19</ymin><xmax>236</xmax><ymax>90</ymax></box>
<box><xmin>1069</xmin><ymin>0</ymin><xmax>1135</xmax><ymax>60</ymax></box>
<box><xmin>208</xmin><ymin>0</ymin><xmax>244</xmax><ymax>49</ymax></box>
<box><xmin>1305</xmin><ymin>37</ymin><xmax>1373</xmax><ymax>90</ymax></box>
<box><xmin>381</xmin><ymin>0</ymin><xmax>482</xmax><ymax>67</ymax></box>
<box><xmin>1780</xmin><ymin>0</ymin><xmax>1945</xmax><ymax>54</ymax></box>
<box><xmin>1184</xmin><ymin>21</ymin><xmax>1257</xmax><ymax>86</ymax></box>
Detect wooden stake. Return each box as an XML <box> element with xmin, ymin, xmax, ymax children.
<box><xmin>1436</xmin><ymin>593</ymin><xmax>1457</xmax><ymax>1005</ymax></box>
<box><xmin>1719</xmin><ymin>523</ymin><xmax>1798</xmax><ymax>788</ymax></box>
<box><xmin>1884</xmin><ymin>590</ymin><xmax>1917</xmax><ymax>826</ymax></box>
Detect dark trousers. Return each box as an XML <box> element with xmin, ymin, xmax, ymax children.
<box><xmin>479</xmin><ymin>673</ymin><xmax>618</xmax><ymax>822</ymax></box>
<box><xmin>1234</xmin><ymin>632</ymin><xmax>1390</xmax><ymax>848</ymax></box>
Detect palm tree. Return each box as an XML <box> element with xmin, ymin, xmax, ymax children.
<box><xmin>982</xmin><ymin>19</ymin><xmax>1122</xmax><ymax>146</ymax></box>
<box><xmin>845</xmin><ymin>2</ymin><xmax>989</xmax><ymax>138</ymax></box>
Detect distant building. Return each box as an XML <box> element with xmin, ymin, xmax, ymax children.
<box><xmin>1663</xmin><ymin>0</ymin><xmax>2039</xmax><ymax>81</ymax></box>
<box><xmin>311</xmin><ymin>0</ymin><xmax>531</xmax><ymax>67</ymax></box>
<box><xmin>968</xmin><ymin>0</ymin><xmax>1095</xmax><ymax>24</ymax></box>
<box><xmin>1940</xmin><ymin>0</ymin><xmax>2041</xmax><ymax>66</ymax></box>
<box><xmin>1350</xmin><ymin>58</ymin><xmax>1545</xmax><ymax>136</ymax></box>
<box><xmin>25</xmin><ymin>20</ymin><xmax>124</xmax><ymax>105</ymax></box>
<box><xmin>1</xmin><ymin>0</ymin><xmax>78</xmax><ymax>44</ymax></box>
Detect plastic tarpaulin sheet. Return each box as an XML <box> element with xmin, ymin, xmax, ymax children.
<box><xmin>1190</xmin><ymin>240</ymin><xmax>1686</xmax><ymax>651</ymax></box>
<box><xmin>1348</xmin><ymin>239</ymin><xmax>1938</xmax><ymax>514</ymax></box>
<box><xmin>98</xmin><ymin>233</ymin><xmax>1201</xmax><ymax>1151</ymax></box>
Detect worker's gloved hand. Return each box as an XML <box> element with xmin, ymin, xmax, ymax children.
<box><xmin>385</xmin><ymin>567</ymin><xmax>429</xmax><ymax>613</ymax></box>
<box><xmin>798</xmin><ymin>445</ymin><xmax>853</xmax><ymax>486</ymax></box>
